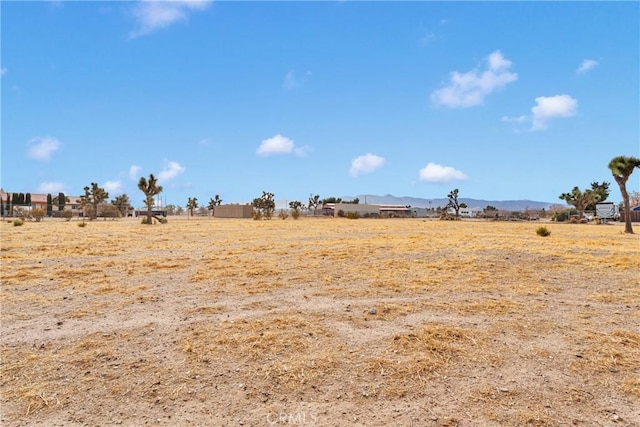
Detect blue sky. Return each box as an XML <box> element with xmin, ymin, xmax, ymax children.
<box><xmin>2</xmin><ymin>1</ymin><xmax>639</xmax><ymax>207</ymax></box>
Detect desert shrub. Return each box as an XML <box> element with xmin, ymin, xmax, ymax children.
<box><xmin>100</xmin><ymin>205</ymin><xmax>121</xmax><ymax>220</ymax></box>
<box><xmin>13</xmin><ymin>219</ymin><xmax>24</xmax><ymax>227</ymax></box>
<box><xmin>59</xmin><ymin>210</ymin><xmax>73</xmax><ymax>221</ymax></box>
<box><xmin>337</xmin><ymin>209</ymin><xmax>345</xmax><ymax>218</ymax></box>
<box><xmin>31</xmin><ymin>208</ymin><xmax>46</xmax><ymax>222</ymax></box>
<box><xmin>141</xmin><ymin>217</ymin><xmax>150</xmax><ymax>224</ymax></box>
<box><xmin>13</xmin><ymin>207</ymin><xmax>28</xmax><ymax>221</ymax></box>
<box><xmin>78</xmin><ymin>222</ymin><xmax>87</xmax><ymax>228</ymax></box>
<box><xmin>252</xmin><ymin>210</ymin><xmax>263</xmax><ymax>221</ymax></box>
<box><xmin>536</xmin><ymin>226</ymin><xmax>551</xmax><ymax>237</ymax></box>
<box><xmin>278</xmin><ymin>210</ymin><xmax>289</xmax><ymax>220</ymax></box>
<box><xmin>346</xmin><ymin>211</ymin><xmax>360</xmax><ymax>219</ymax></box>
<box><xmin>291</xmin><ymin>209</ymin><xmax>301</xmax><ymax>220</ymax></box>
<box><xmin>160</xmin><ymin>217</ymin><xmax>168</xmax><ymax>224</ymax></box>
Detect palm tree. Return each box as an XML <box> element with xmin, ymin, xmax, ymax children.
<box><xmin>138</xmin><ymin>174</ymin><xmax>163</xmax><ymax>225</ymax></box>
<box><xmin>608</xmin><ymin>156</ymin><xmax>640</xmax><ymax>234</ymax></box>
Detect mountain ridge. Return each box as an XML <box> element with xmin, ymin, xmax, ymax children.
<box><xmin>345</xmin><ymin>194</ymin><xmax>560</xmax><ymax>211</ymax></box>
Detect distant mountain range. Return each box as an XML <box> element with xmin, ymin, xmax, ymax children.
<box><xmin>345</xmin><ymin>194</ymin><xmax>560</xmax><ymax>211</ymax></box>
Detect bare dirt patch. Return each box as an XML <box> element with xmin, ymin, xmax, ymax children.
<box><xmin>1</xmin><ymin>218</ymin><xmax>639</xmax><ymax>426</ymax></box>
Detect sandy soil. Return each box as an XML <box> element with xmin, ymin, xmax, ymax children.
<box><xmin>1</xmin><ymin>217</ymin><xmax>639</xmax><ymax>426</ymax></box>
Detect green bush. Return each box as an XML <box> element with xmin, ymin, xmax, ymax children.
<box><xmin>536</xmin><ymin>226</ymin><xmax>551</xmax><ymax>237</ymax></box>
<box><xmin>13</xmin><ymin>219</ymin><xmax>24</xmax><ymax>227</ymax></box>
<box><xmin>346</xmin><ymin>211</ymin><xmax>360</xmax><ymax>219</ymax></box>
<box><xmin>337</xmin><ymin>209</ymin><xmax>345</xmax><ymax>218</ymax></box>
<box><xmin>78</xmin><ymin>221</ymin><xmax>87</xmax><ymax>228</ymax></box>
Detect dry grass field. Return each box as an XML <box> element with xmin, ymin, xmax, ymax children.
<box><xmin>1</xmin><ymin>216</ymin><xmax>639</xmax><ymax>426</ymax></box>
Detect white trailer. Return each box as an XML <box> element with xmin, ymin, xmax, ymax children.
<box><xmin>595</xmin><ymin>202</ymin><xmax>619</xmax><ymax>223</ymax></box>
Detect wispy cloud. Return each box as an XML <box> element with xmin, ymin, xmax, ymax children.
<box><xmin>158</xmin><ymin>160</ymin><xmax>185</xmax><ymax>182</ymax></box>
<box><xmin>129</xmin><ymin>165</ymin><xmax>142</xmax><ymax>180</ymax></box>
<box><xmin>577</xmin><ymin>59</ymin><xmax>598</xmax><ymax>74</ymax></box>
<box><xmin>501</xmin><ymin>115</ymin><xmax>528</xmax><ymax>124</ymax></box>
<box><xmin>103</xmin><ymin>181</ymin><xmax>122</xmax><ymax>193</ymax></box>
<box><xmin>129</xmin><ymin>0</ymin><xmax>211</xmax><ymax>38</ymax></box>
<box><xmin>349</xmin><ymin>153</ymin><xmax>385</xmax><ymax>177</ymax></box>
<box><xmin>420</xmin><ymin>33</ymin><xmax>436</xmax><ymax>46</ymax></box>
<box><xmin>27</xmin><ymin>136</ymin><xmax>61</xmax><ymax>161</ymax></box>
<box><xmin>0</xmin><ymin>67</ymin><xmax>7</xmax><ymax>77</ymax></box>
<box><xmin>283</xmin><ymin>69</ymin><xmax>312</xmax><ymax>90</ymax></box>
<box><xmin>418</xmin><ymin>162</ymin><xmax>467</xmax><ymax>184</ymax></box>
<box><xmin>38</xmin><ymin>181</ymin><xmax>65</xmax><ymax>193</ymax></box>
<box><xmin>531</xmin><ymin>95</ymin><xmax>577</xmax><ymax>131</ymax></box>
<box><xmin>256</xmin><ymin>134</ymin><xmax>309</xmax><ymax>157</ymax></box>
<box><xmin>431</xmin><ymin>50</ymin><xmax>518</xmax><ymax>108</ymax></box>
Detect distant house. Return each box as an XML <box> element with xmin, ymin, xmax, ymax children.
<box><xmin>448</xmin><ymin>207</ymin><xmax>481</xmax><ymax>218</ymax></box>
<box><xmin>0</xmin><ymin>190</ymin><xmax>82</xmax><ymax>216</ymax></box>
<box><xmin>321</xmin><ymin>203</ymin><xmax>412</xmax><ymax>218</ymax></box>
<box><xmin>380</xmin><ymin>205</ymin><xmax>412</xmax><ymax>217</ymax></box>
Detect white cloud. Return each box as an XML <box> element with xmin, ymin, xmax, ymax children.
<box><xmin>431</xmin><ymin>50</ymin><xmax>518</xmax><ymax>108</ymax></box>
<box><xmin>103</xmin><ymin>181</ymin><xmax>122</xmax><ymax>193</ymax></box>
<box><xmin>283</xmin><ymin>69</ymin><xmax>312</xmax><ymax>90</ymax></box>
<box><xmin>501</xmin><ymin>115</ymin><xmax>528</xmax><ymax>124</ymax></box>
<box><xmin>158</xmin><ymin>161</ymin><xmax>185</xmax><ymax>182</ymax></box>
<box><xmin>531</xmin><ymin>95</ymin><xmax>577</xmax><ymax>131</ymax></box>
<box><xmin>38</xmin><ymin>181</ymin><xmax>65</xmax><ymax>193</ymax></box>
<box><xmin>349</xmin><ymin>153</ymin><xmax>385</xmax><ymax>177</ymax></box>
<box><xmin>577</xmin><ymin>59</ymin><xmax>598</xmax><ymax>74</ymax></box>
<box><xmin>129</xmin><ymin>0</ymin><xmax>211</xmax><ymax>38</ymax></box>
<box><xmin>129</xmin><ymin>165</ymin><xmax>142</xmax><ymax>180</ymax></box>
<box><xmin>27</xmin><ymin>136</ymin><xmax>61</xmax><ymax>161</ymax></box>
<box><xmin>418</xmin><ymin>162</ymin><xmax>467</xmax><ymax>183</ymax></box>
<box><xmin>0</xmin><ymin>67</ymin><xmax>7</xmax><ymax>77</ymax></box>
<box><xmin>257</xmin><ymin>134</ymin><xmax>296</xmax><ymax>156</ymax></box>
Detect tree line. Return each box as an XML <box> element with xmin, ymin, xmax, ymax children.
<box><xmin>3</xmin><ymin>155</ymin><xmax>638</xmax><ymax>231</ymax></box>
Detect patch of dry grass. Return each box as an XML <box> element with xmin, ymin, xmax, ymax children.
<box><xmin>1</xmin><ymin>217</ymin><xmax>638</xmax><ymax>426</ymax></box>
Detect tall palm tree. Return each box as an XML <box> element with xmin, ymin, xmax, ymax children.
<box><xmin>138</xmin><ymin>174</ymin><xmax>163</xmax><ymax>225</ymax></box>
<box><xmin>608</xmin><ymin>156</ymin><xmax>640</xmax><ymax>234</ymax></box>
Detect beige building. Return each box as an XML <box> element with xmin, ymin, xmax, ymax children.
<box><xmin>213</xmin><ymin>204</ymin><xmax>253</xmax><ymax>218</ymax></box>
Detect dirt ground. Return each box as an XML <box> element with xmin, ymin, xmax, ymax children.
<box><xmin>1</xmin><ymin>216</ymin><xmax>639</xmax><ymax>426</ymax></box>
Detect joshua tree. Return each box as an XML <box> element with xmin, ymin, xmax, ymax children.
<box><xmin>186</xmin><ymin>197</ymin><xmax>198</xmax><ymax>217</ymax></box>
<box><xmin>608</xmin><ymin>155</ymin><xmax>640</xmax><ymax>234</ymax></box>
<box><xmin>308</xmin><ymin>194</ymin><xmax>320</xmax><ymax>215</ymax></box>
<box><xmin>207</xmin><ymin>194</ymin><xmax>222</xmax><ymax>216</ymax></box>
<box><xmin>289</xmin><ymin>200</ymin><xmax>303</xmax><ymax>219</ymax></box>
<box><xmin>559</xmin><ymin>186</ymin><xmax>600</xmax><ymax>219</ymax></box>
<box><xmin>586</xmin><ymin>181</ymin><xmax>610</xmax><ymax>211</ymax></box>
<box><xmin>138</xmin><ymin>174</ymin><xmax>163</xmax><ymax>225</ymax></box>
<box><xmin>111</xmin><ymin>194</ymin><xmax>132</xmax><ymax>217</ymax></box>
<box><xmin>79</xmin><ymin>183</ymin><xmax>109</xmax><ymax>220</ymax></box>
<box><xmin>446</xmin><ymin>188</ymin><xmax>462</xmax><ymax>219</ymax></box>
<box><xmin>253</xmin><ymin>191</ymin><xmax>275</xmax><ymax>219</ymax></box>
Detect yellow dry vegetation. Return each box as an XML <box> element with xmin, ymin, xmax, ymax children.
<box><xmin>1</xmin><ymin>217</ymin><xmax>638</xmax><ymax>426</ymax></box>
